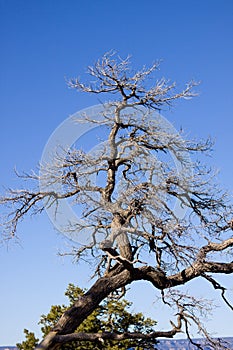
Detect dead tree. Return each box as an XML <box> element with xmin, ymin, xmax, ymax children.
<box><xmin>1</xmin><ymin>51</ymin><xmax>233</xmax><ymax>350</ymax></box>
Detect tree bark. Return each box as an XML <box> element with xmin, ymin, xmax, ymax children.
<box><xmin>35</xmin><ymin>256</ymin><xmax>233</xmax><ymax>349</ymax></box>
<box><xmin>35</xmin><ymin>269</ymin><xmax>134</xmax><ymax>349</ymax></box>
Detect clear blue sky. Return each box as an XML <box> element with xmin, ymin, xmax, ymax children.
<box><xmin>0</xmin><ymin>0</ymin><xmax>233</xmax><ymax>345</ymax></box>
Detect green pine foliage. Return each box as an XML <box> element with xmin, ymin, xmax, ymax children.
<box><xmin>17</xmin><ymin>284</ymin><xmax>157</xmax><ymax>350</ymax></box>
<box><xmin>16</xmin><ymin>329</ymin><xmax>39</xmax><ymax>350</ymax></box>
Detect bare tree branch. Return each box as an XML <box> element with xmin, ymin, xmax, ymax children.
<box><xmin>1</xmin><ymin>51</ymin><xmax>232</xmax><ymax>349</ymax></box>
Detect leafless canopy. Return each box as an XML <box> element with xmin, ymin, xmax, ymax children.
<box><xmin>1</xmin><ymin>51</ymin><xmax>233</xmax><ymax>350</ymax></box>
